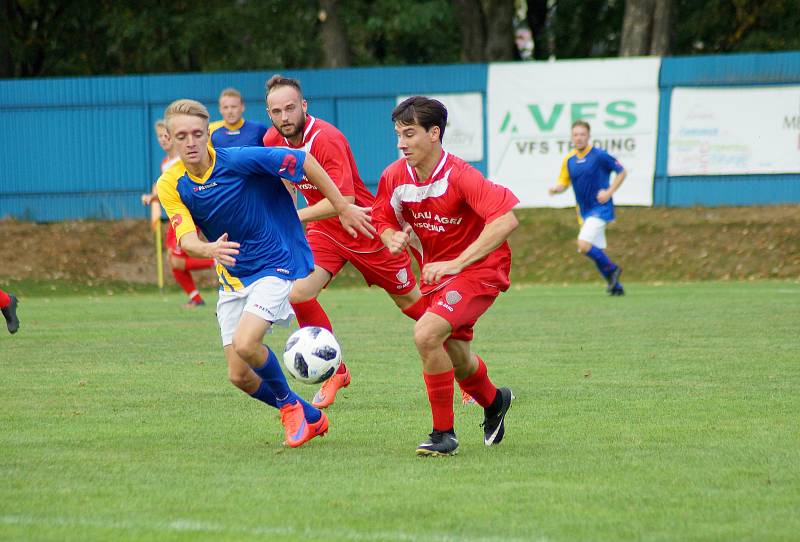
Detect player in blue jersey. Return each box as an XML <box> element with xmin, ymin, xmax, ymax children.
<box><xmin>209</xmin><ymin>88</ymin><xmax>267</xmax><ymax>148</ymax></box>
<box><xmin>549</xmin><ymin>120</ymin><xmax>627</xmax><ymax>295</ymax></box>
<box><xmin>157</xmin><ymin>99</ymin><xmax>375</xmax><ymax>448</ymax></box>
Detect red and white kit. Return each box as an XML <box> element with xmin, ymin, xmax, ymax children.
<box><xmin>264</xmin><ymin>115</ymin><xmax>415</xmax><ymax>293</ymax></box>
<box><xmin>373</xmin><ymin>151</ymin><xmax>519</xmax><ymax>340</ymax></box>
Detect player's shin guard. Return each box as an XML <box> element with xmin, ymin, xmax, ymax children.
<box><xmin>585</xmin><ymin>246</ymin><xmax>617</xmax><ymax>278</ymax></box>
<box><xmin>423</xmin><ymin>369</ymin><xmax>455</xmax><ymax>432</ymax></box>
<box><xmin>253</xmin><ymin>347</ymin><xmax>294</xmax><ymax>408</ymax></box>
<box><xmin>291</xmin><ymin>298</ymin><xmax>333</xmax><ymax>332</ymax></box>
<box><xmin>401</xmin><ymin>297</ymin><xmax>427</xmax><ymax>321</ymax></box>
<box><xmin>456</xmin><ymin>356</ymin><xmax>498</xmax><ymax>408</ymax></box>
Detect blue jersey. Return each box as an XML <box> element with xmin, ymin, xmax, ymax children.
<box><xmin>157</xmin><ymin>146</ymin><xmax>313</xmax><ymax>291</ymax></box>
<box><xmin>557</xmin><ymin>146</ymin><xmax>624</xmax><ymax>222</ymax></box>
<box><xmin>209</xmin><ymin>119</ymin><xmax>267</xmax><ymax>148</ymax></box>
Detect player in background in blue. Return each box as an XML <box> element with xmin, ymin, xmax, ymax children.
<box><xmin>209</xmin><ymin>88</ymin><xmax>267</xmax><ymax>148</ymax></box>
<box><xmin>549</xmin><ymin>120</ymin><xmax>627</xmax><ymax>295</ymax></box>
<box><xmin>157</xmin><ymin>99</ymin><xmax>375</xmax><ymax>448</ymax></box>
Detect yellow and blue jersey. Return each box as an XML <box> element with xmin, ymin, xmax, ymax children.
<box><xmin>157</xmin><ymin>146</ymin><xmax>312</xmax><ymax>291</ymax></box>
<box><xmin>557</xmin><ymin>146</ymin><xmax>624</xmax><ymax>222</ymax></box>
<box><xmin>209</xmin><ymin>118</ymin><xmax>267</xmax><ymax>148</ymax></box>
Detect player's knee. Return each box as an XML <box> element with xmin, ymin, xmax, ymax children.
<box><xmin>413</xmin><ymin>323</ymin><xmax>444</xmax><ymax>352</ymax></box>
<box><xmin>577</xmin><ymin>239</ymin><xmax>591</xmax><ymax>253</ymax></box>
<box><xmin>169</xmin><ymin>254</ymin><xmax>185</xmax><ymax>270</ymax></box>
<box><xmin>288</xmin><ymin>289</ymin><xmax>311</xmax><ymax>304</ymax></box>
<box><xmin>231</xmin><ymin>338</ymin><xmax>260</xmax><ymax>363</ymax></box>
<box><xmin>228</xmin><ymin>371</ymin><xmax>251</xmax><ymax>392</ymax></box>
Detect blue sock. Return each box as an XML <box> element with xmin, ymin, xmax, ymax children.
<box><xmin>252</xmin><ymin>347</ymin><xmax>295</xmax><ymax>408</ymax></box>
<box><xmin>586</xmin><ymin>246</ymin><xmax>617</xmax><ymax>278</ymax></box>
<box><xmin>297</xmin><ymin>396</ymin><xmax>321</xmax><ymax>423</ymax></box>
<box><xmin>249</xmin><ymin>380</ymin><xmax>278</xmax><ymax>408</ymax></box>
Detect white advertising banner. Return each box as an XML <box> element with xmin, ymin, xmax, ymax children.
<box><xmin>668</xmin><ymin>86</ymin><xmax>800</xmax><ymax>175</ymax></box>
<box><xmin>488</xmin><ymin>58</ymin><xmax>660</xmax><ymax>208</ymax></box>
<box><xmin>397</xmin><ymin>93</ymin><xmax>483</xmax><ymax>162</ymax></box>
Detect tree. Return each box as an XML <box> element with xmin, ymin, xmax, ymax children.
<box><xmin>619</xmin><ymin>0</ymin><xmax>673</xmax><ymax>56</ymax></box>
<box><xmin>451</xmin><ymin>0</ymin><xmax>517</xmax><ymax>62</ymax></box>
<box><xmin>318</xmin><ymin>0</ymin><xmax>351</xmax><ymax>68</ymax></box>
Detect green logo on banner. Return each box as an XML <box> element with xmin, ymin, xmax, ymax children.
<box><xmin>499</xmin><ymin>100</ymin><xmax>637</xmax><ymax>133</ymax></box>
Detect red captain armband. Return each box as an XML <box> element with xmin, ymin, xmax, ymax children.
<box><xmin>170</xmin><ymin>214</ymin><xmax>183</xmax><ymax>229</ymax></box>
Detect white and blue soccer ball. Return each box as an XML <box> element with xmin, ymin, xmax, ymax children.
<box><xmin>283</xmin><ymin>326</ymin><xmax>342</xmax><ymax>385</ymax></box>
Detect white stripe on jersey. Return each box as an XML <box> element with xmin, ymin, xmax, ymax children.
<box><xmin>389</xmin><ymin>167</ymin><xmax>453</xmax><ymax>258</ymax></box>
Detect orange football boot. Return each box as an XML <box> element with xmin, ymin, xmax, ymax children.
<box><xmin>311</xmin><ymin>364</ymin><xmax>351</xmax><ymax>408</ymax></box>
<box><xmin>280</xmin><ymin>402</ymin><xmax>329</xmax><ymax>448</ymax></box>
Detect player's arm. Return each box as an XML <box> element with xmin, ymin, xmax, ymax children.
<box><xmin>142</xmin><ymin>182</ymin><xmax>162</xmax><ymax>231</ymax></box>
<box><xmin>297</xmin><ymin>138</ymin><xmax>356</xmax><ymax>222</ymax></box>
<box><xmin>302</xmin><ymin>154</ymin><xmax>375</xmax><ymax>238</ymax></box>
<box><xmin>421</xmin><ymin>211</ymin><xmax>519</xmax><ymax>285</ymax></box>
<box><xmin>156</xmin><ymin>175</ymin><xmax>239</xmax><ymax>265</ymax></box>
<box><xmin>297</xmin><ymin>194</ymin><xmax>356</xmax><ymax>223</ymax></box>
<box><xmin>179</xmin><ymin>231</ymin><xmax>239</xmax><ymax>267</ymax></box>
<box><xmin>597</xmin><ymin>169</ymin><xmax>627</xmax><ymax>204</ymax></box>
<box><xmin>549</xmin><ymin>155</ymin><xmax>571</xmax><ymax>195</ymax></box>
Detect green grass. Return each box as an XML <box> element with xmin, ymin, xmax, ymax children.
<box><xmin>1</xmin><ymin>282</ymin><xmax>798</xmax><ymax>541</ymax></box>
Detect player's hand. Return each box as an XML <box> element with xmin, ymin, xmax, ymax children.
<box><xmin>338</xmin><ymin>204</ymin><xmax>376</xmax><ymax>239</ymax></box>
<box><xmin>388</xmin><ymin>224</ymin><xmax>412</xmax><ymax>255</ymax></box>
<box><xmin>141</xmin><ymin>194</ymin><xmax>153</xmax><ymax>205</ymax></box>
<box><xmin>210</xmin><ymin>233</ymin><xmax>240</xmax><ymax>267</ymax></box>
<box><xmin>422</xmin><ymin>260</ymin><xmax>462</xmax><ymax>285</ymax></box>
<box><xmin>547</xmin><ymin>186</ymin><xmax>560</xmax><ymax>196</ymax></box>
<box><xmin>597</xmin><ymin>189</ymin><xmax>612</xmax><ymax>204</ymax></box>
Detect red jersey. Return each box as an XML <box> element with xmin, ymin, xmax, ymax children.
<box><xmin>263</xmin><ymin>115</ymin><xmax>381</xmax><ymax>252</ymax></box>
<box><xmin>373</xmin><ymin>151</ymin><xmax>519</xmax><ymax>294</ymax></box>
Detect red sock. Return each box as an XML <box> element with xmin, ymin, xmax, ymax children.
<box><xmin>0</xmin><ymin>289</ymin><xmax>9</xmax><ymax>308</ymax></box>
<box><xmin>172</xmin><ymin>267</ymin><xmax>197</xmax><ymax>296</ymax></box>
<box><xmin>423</xmin><ymin>369</ymin><xmax>455</xmax><ymax>431</ymax></box>
<box><xmin>291</xmin><ymin>298</ymin><xmax>333</xmax><ymax>331</ymax></box>
<box><xmin>401</xmin><ymin>297</ymin><xmax>427</xmax><ymax>321</ymax></box>
<box><xmin>456</xmin><ymin>356</ymin><xmax>497</xmax><ymax>408</ymax></box>
<box><xmin>184</xmin><ymin>257</ymin><xmax>214</xmax><ymax>271</ymax></box>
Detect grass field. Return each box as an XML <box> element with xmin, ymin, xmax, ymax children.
<box><xmin>1</xmin><ymin>282</ymin><xmax>798</xmax><ymax>541</ymax></box>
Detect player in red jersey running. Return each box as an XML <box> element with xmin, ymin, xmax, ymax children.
<box><xmin>263</xmin><ymin>75</ymin><xmax>425</xmax><ymax>408</ymax></box>
<box><xmin>373</xmin><ymin>97</ymin><xmax>520</xmax><ymax>456</ymax></box>
<box><xmin>142</xmin><ymin>119</ymin><xmax>215</xmax><ymax>307</ymax></box>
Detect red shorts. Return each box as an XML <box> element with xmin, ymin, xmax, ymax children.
<box><xmin>423</xmin><ymin>275</ymin><xmax>502</xmax><ymax>342</ymax></box>
<box><xmin>308</xmin><ymin>231</ymin><xmax>417</xmax><ymax>295</ymax></box>
<box><xmin>165</xmin><ymin>225</ymin><xmax>185</xmax><ymax>258</ymax></box>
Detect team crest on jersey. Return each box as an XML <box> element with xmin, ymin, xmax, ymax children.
<box><xmin>171</xmin><ymin>214</ymin><xmax>183</xmax><ymax>228</ymax></box>
<box><xmin>445</xmin><ymin>290</ymin><xmax>462</xmax><ymax>305</ymax></box>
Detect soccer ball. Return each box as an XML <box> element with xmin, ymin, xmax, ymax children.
<box><xmin>283</xmin><ymin>326</ymin><xmax>342</xmax><ymax>385</ymax></box>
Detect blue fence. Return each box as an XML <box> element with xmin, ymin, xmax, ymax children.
<box><xmin>1</xmin><ymin>52</ymin><xmax>798</xmax><ymax>221</ymax></box>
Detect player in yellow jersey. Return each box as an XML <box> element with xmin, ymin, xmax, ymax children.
<box><xmin>157</xmin><ymin>99</ymin><xmax>374</xmax><ymax>448</ymax></box>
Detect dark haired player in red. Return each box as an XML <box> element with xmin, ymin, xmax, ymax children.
<box><xmin>263</xmin><ymin>75</ymin><xmax>424</xmax><ymax>409</ymax></box>
<box><xmin>1</xmin><ymin>289</ymin><xmax>20</xmax><ymax>334</ymax></box>
<box><xmin>373</xmin><ymin>96</ymin><xmax>519</xmax><ymax>457</ymax></box>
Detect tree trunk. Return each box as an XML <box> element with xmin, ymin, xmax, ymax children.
<box><xmin>526</xmin><ymin>0</ymin><xmax>550</xmax><ymax>60</ymax></box>
<box><xmin>452</xmin><ymin>0</ymin><xmax>486</xmax><ymax>62</ymax></box>
<box><xmin>482</xmin><ymin>0</ymin><xmax>516</xmax><ymax>61</ymax></box>
<box><xmin>649</xmin><ymin>0</ymin><xmax>673</xmax><ymax>55</ymax></box>
<box><xmin>620</xmin><ymin>0</ymin><xmax>655</xmax><ymax>56</ymax></box>
<box><xmin>319</xmin><ymin>0</ymin><xmax>350</xmax><ymax>68</ymax></box>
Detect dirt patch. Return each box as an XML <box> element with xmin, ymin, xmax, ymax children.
<box><xmin>1</xmin><ymin>205</ymin><xmax>798</xmax><ymax>286</ymax></box>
